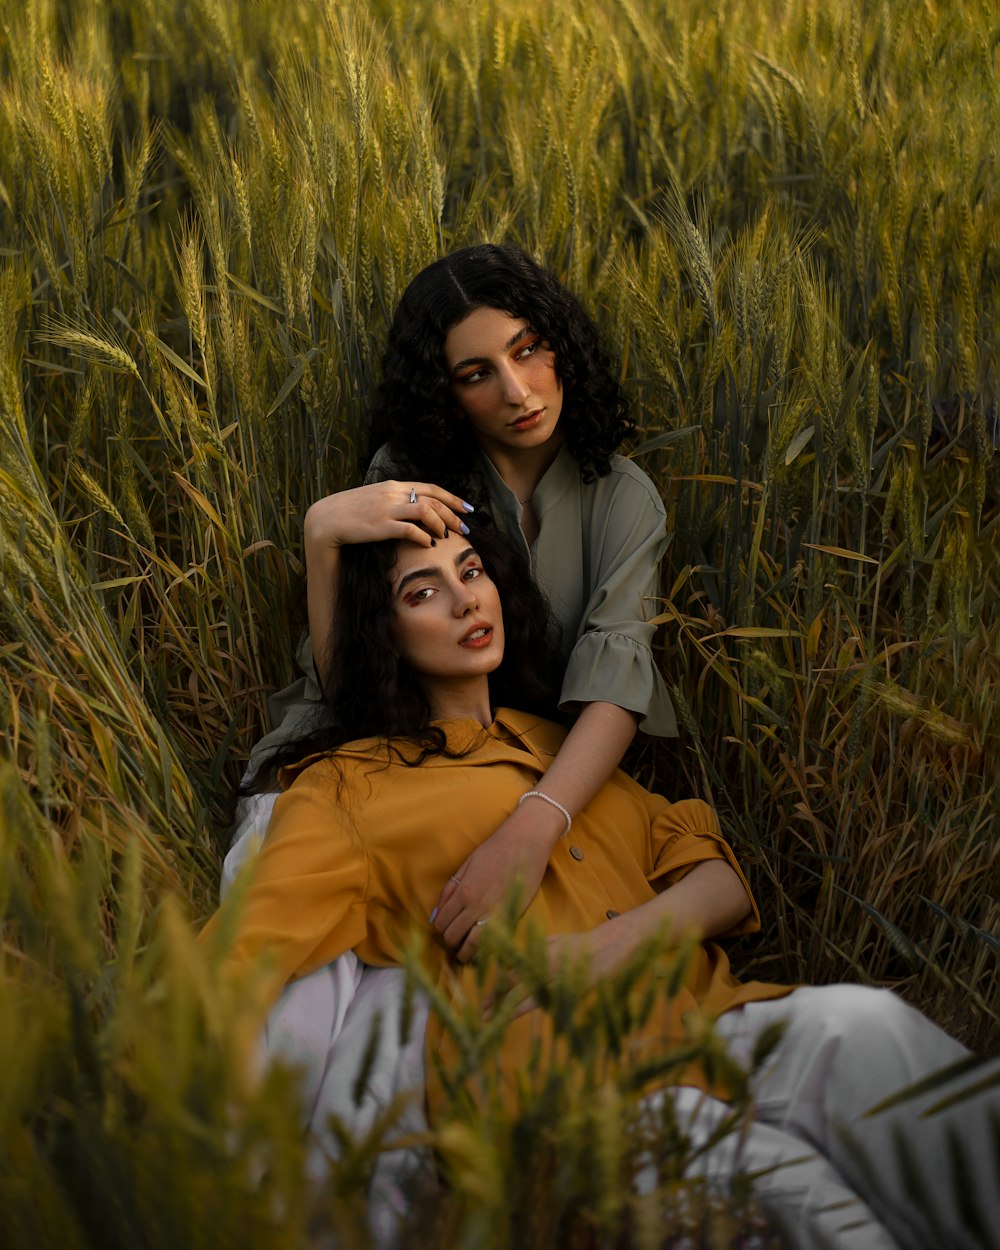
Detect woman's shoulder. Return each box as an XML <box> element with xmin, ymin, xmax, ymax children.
<box><xmin>568</xmin><ymin>452</ymin><xmax>665</xmax><ymax>531</ymax></box>
<box><xmin>277</xmin><ymin>737</ymin><xmax>394</xmax><ymax>789</ymax></box>
<box><xmin>602</xmin><ymin>454</ymin><xmax>665</xmax><ymax>511</ymax></box>
<box><xmin>277</xmin><ymin>719</ymin><xmax>512</xmax><ymax>791</ymax></box>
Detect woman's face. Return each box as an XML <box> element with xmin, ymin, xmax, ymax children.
<box><xmin>390</xmin><ymin>531</ymin><xmax>505</xmax><ymax>690</ymax></box>
<box><xmin>442</xmin><ymin>306</ymin><xmax>563</xmax><ymax>460</ymax></box>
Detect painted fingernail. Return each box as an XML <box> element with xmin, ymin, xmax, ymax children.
<box><xmin>430</xmin><ymin>908</ymin><xmax>438</xmax><ymax>923</ymax></box>
<box><xmin>443</xmin><ymin>527</ymin><xmax>449</xmax><ymax>538</ymax></box>
<box><xmin>430</xmin><ymin>539</ymin><xmax>437</xmax><ymax>547</ymax></box>
<box><xmin>460</xmin><ymin>522</ymin><xmax>470</xmax><ymax>535</ymax></box>
<box><xmin>462</xmin><ymin>501</ymin><xmax>475</xmax><ymax>513</ymax></box>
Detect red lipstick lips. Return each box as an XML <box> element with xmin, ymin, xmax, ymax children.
<box><xmin>459</xmin><ymin>623</ymin><xmax>494</xmax><ymax>648</ymax></box>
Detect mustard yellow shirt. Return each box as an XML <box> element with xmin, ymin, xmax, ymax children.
<box><xmin>212</xmin><ymin>709</ymin><xmax>791</xmax><ymax>1119</ymax></box>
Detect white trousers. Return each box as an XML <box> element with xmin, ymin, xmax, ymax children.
<box><xmin>647</xmin><ymin>985</ymin><xmax>1000</xmax><ymax>1250</ymax></box>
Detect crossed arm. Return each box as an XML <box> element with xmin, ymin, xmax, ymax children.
<box><xmin>519</xmin><ymin>858</ymin><xmax>752</xmax><ymax>1013</ymax></box>
<box><xmin>433</xmin><ymin>700</ymin><xmax>639</xmax><ymax>960</ymax></box>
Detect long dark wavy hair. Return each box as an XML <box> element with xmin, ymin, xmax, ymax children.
<box><xmin>366</xmin><ymin>244</ymin><xmax>634</xmax><ymax>502</ymax></box>
<box><xmin>249</xmin><ymin>520</ymin><xmax>561</xmax><ymax>789</ymax></box>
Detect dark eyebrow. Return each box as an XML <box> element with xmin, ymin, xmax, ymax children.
<box><xmin>395</xmin><ymin>546</ymin><xmax>478</xmax><ymax>595</ymax></box>
<box><xmin>395</xmin><ymin>565</ymin><xmax>437</xmax><ymax>594</ymax></box>
<box><xmin>449</xmin><ymin>326</ymin><xmax>533</xmax><ymax>374</ymax></box>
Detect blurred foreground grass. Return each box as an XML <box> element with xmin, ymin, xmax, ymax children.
<box><xmin>0</xmin><ymin>0</ymin><xmax>996</xmax><ymax>1244</ymax></box>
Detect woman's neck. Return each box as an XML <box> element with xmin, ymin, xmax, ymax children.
<box><xmin>425</xmin><ymin>676</ymin><xmax>494</xmax><ymax>728</ymax></box>
<box><xmin>481</xmin><ymin>431</ymin><xmax>564</xmax><ymax>506</ymax></box>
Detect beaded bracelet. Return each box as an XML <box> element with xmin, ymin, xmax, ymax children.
<box><xmin>518</xmin><ymin>789</ymin><xmax>572</xmax><ymax>837</ymax></box>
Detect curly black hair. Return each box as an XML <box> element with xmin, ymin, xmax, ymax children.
<box><xmin>366</xmin><ymin>244</ymin><xmax>634</xmax><ymax>502</ymax></box>
<box><xmin>248</xmin><ymin>520</ymin><xmax>561</xmax><ymax>787</ymax></box>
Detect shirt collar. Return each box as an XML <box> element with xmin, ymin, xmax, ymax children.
<box><xmin>278</xmin><ymin>708</ymin><xmax>565</xmax><ymax>785</ymax></box>
<box><xmin>475</xmin><ymin>442</ymin><xmax>578</xmax><ymax>535</ymax></box>
<box><xmin>427</xmin><ymin>708</ymin><xmax>564</xmax><ymax>762</ymax></box>
<box><xmin>532</xmin><ymin>442</ymin><xmax>578</xmax><ymax>516</ymax></box>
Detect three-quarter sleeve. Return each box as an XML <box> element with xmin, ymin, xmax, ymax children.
<box><xmin>212</xmin><ymin>767</ymin><xmax>370</xmax><ymax>997</ymax></box>
<box><xmin>558</xmin><ymin>460</ymin><xmax>677</xmax><ymax>736</ymax></box>
<box><xmin>645</xmin><ymin>797</ymin><xmax>760</xmax><ymax>938</ymax></box>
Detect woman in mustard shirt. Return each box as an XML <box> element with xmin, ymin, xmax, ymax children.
<box><xmin>214</xmin><ymin>525</ymin><xmax>995</xmax><ymax>1250</ymax></box>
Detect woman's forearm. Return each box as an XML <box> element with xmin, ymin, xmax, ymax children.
<box><xmin>518</xmin><ymin>700</ymin><xmax>639</xmax><ymax>849</ymax></box>
<box><xmin>433</xmin><ymin>702</ymin><xmax>639</xmax><ymax>955</ymax></box>
<box><xmin>304</xmin><ymin>510</ymin><xmax>341</xmax><ymax>690</ymax></box>
<box><xmin>619</xmin><ymin>859</ymin><xmax>752</xmax><ymax>950</ymax></box>
<box><xmin>527</xmin><ymin>859</ymin><xmax>753</xmax><ymax>1014</ymax></box>
<box><xmin>573</xmin><ymin>859</ymin><xmax>751</xmax><ymax>985</ymax></box>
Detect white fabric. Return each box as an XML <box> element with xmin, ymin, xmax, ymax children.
<box><xmin>265</xmin><ymin>964</ymin><xmax>429</xmax><ymax>1249</ymax></box>
<box><xmin>224</xmin><ymin>798</ymin><xmax>426</xmax><ymax>1247</ymax></box>
<box><xmin>221</xmin><ymin>792</ymin><xmax>281</xmax><ymax>897</ymax></box>
<box><xmin>263</xmin><ymin>957</ymin><xmax>364</xmax><ymax>1126</ymax></box>
<box><xmin>643</xmin><ymin>986</ymin><xmax>999</xmax><ymax>1250</ymax></box>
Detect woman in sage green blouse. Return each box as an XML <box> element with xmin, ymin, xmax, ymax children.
<box><xmin>252</xmin><ymin>243</ymin><xmax>677</xmax><ymax>960</ymax></box>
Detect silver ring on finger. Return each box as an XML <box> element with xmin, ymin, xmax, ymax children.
<box><xmin>409</xmin><ymin>487</ymin><xmax>418</xmax><ymax>504</ymax></box>
<box><xmin>475</xmin><ymin>918</ymin><xmax>488</xmax><ymax>927</ymax></box>
<box><xmin>449</xmin><ymin>874</ymin><xmax>462</xmax><ymax>886</ymax></box>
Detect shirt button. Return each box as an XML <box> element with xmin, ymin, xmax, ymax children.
<box><xmin>605</xmin><ymin>909</ymin><xmax>620</xmax><ymax>920</ymax></box>
<box><xmin>568</xmin><ymin>845</ymin><xmax>584</xmax><ymax>861</ymax></box>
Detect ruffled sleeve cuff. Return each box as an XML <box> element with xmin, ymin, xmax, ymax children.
<box><xmin>559</xmin><ymin>630</ymin><xmax>678</xmax><ymax>737</ymax></box>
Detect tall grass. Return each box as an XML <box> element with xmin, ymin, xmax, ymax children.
<box><xmin>0</xmin><ymin>0</ymin><xmax>996</xmax><ymax>1243</ymax></box>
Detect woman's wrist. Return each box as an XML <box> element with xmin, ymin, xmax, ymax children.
<box><xmin>518</xmin><ymin>789</ymin><xmax>572</xmax><ymax>837</ymax></box>
<box><xmin>511</xmin><ymin>792</ymin><xmax>569</xmax><ymax>854</ymax></box>
<box><xmin>304</xmin><ymin>502</ymin><xmax>345</xmax><ymax>554</ymax></box>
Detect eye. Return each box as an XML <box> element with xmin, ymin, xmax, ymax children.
<box><xmin>455</xmin><ymin>366</ymin><xmax>487</xmax><ymax>385</ymax></box>
<box><xmin>516</xmin><ymin>338</ymin><xmax>539</xmax><ymax>359</ymax></box>
<box><xmin>462</xmin><ymin>563</ymin><xmax>484</xmax><ymax>581</ymax></box>
<box><xmin>407</xmin><ymin>585</ymin><xmax>436</xmax><ymax>604</ymax></box>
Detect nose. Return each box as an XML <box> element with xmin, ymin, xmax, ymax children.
<box><xmin>452</xmin><ymin>577</ymin><xmax>479</xmax><ymax>616</ymax></box>
<box><xmin>498</xmin><ymin>360</ymin><xmax>530</xmax><ymax>406</ymax></box>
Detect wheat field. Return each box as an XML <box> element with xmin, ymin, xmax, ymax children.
<box><xmin>0</xmin><ymin>0</ymin><xmax>996</xmax><ymax>1245</ymax></box>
